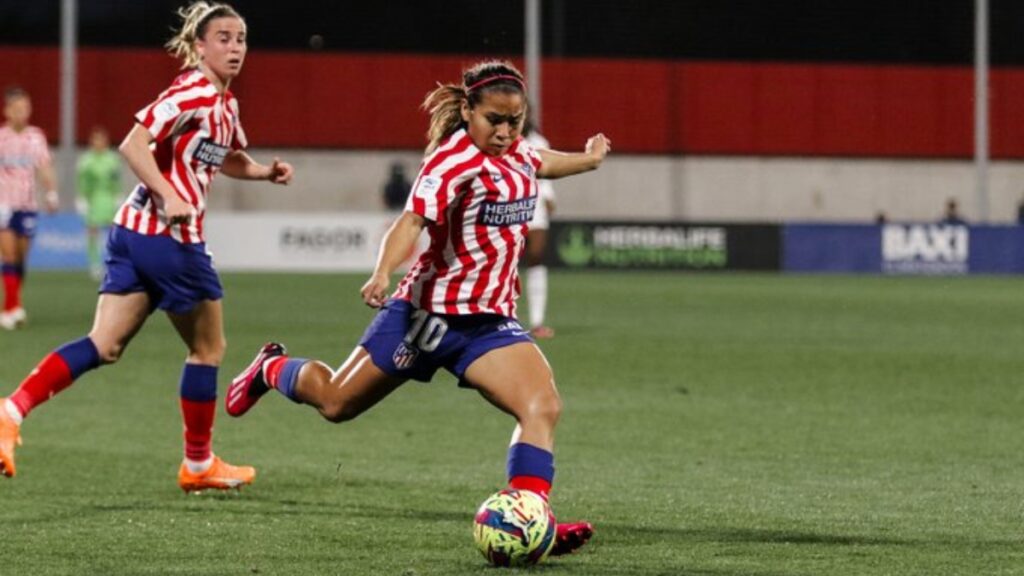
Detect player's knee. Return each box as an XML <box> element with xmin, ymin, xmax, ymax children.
<box><xmin>301</xmin><ymin>362</ymin><xmax>352</xmax><ymax>423</ymax></box>
<box><xmin>544</xmin><ymin>393</ymin><xmax>563</xmax><ymax>426</ymax></box>
<box><xmin>187</xmin><ymin>338</ymin><xmax>227</xmax><ymax>365</ymax></box>
<box><xmin>95</xmin><ymin>341</ymin><xmax>127</xmax><ymax>364</ymax></box>
<box><xmin>320</xmin><ymin>401</ymin><xmax>359</xmax><ymax>423</ymax></box>
<box><xmin>524</xmin><ymin>389</ymin><xmax>562</xmax><ymax>428</ymax></box>
<box><xmin>319</xmin><ymin>382</ymin><xmax>364</xmax><ymax>424</ymax></box>
<box><xmin>300</xmin><ymin>361</ymin><xmax>333</xmax><ymax>395</ymax></box>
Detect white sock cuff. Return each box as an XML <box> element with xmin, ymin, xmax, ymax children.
<box><xmin>184</xmin><ymin>455</ymin><xmax>215</xmax><ymax>474</ymax></box>
<box><xmin>4</xmin><ymin>398</ymin><xmax>24</xmax><ymax>425</ymax></box>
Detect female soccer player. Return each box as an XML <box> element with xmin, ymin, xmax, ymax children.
<box><xmin>0</xmin><ymin>87</ymin><xmax>59</xmax><ymax>330</ymax></box>
<box><xmin>0</xmin><ymin>1</ymin><xmax>293</xmax><ymax>491</ymax></box>
<box><xmin>228</xmin><ymin>61</ymin><xmax>609</xmax><ymax>555</ymax></box>
<box><xmin>76</xmin><ymin>126</ymin><xmax>122</xmax><ymax>280</ymax></box>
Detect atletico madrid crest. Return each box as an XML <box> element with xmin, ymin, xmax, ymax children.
<box><xmin>392</xmin><ymin>343</ymin><xmax>419</xmax><ymax>370</ymax></box>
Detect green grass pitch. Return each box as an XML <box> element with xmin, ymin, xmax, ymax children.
<box><xmin>1</xmin><ymin>271</ymin><xmax>1021</xmax><ymax>575</ymax></box>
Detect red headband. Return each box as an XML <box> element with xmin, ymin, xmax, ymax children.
<box><xmin>466</xmin><ymin>74</ymin><xmax>526</xmax><ymax>92</ymax></box>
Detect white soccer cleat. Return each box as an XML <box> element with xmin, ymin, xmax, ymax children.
<box><xmin>0</xmin><ymin>308</ymin><xmax>26</xmax><ymax>330</ymax></box>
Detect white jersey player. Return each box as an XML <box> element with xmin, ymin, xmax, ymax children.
<box><xmin>524</xmin><ymin>128</ymin><xmax>556</xmax><ymax>338</ymax></box>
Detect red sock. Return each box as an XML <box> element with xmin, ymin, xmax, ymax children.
<box><xmin>9</xmin><ymin>352</ymin><xmax>74</xmax><ymax>418</ymax></box>
<box><xmin>509</xmin><ymin>476</ymin><xmax>552</xmax><ymax>500</ymax></box>
<box><xmin>2</xmin><ymin>271</ymin><xmax>19</xmax><ymax>311</ymax></box>
<box><xmin>180</xmin><ymin>399</ymin><xmax>214</xmax><ymax>462</ymax></box>
<box><xmin>264</xmin><ymin>356</ymin><xmax>288</xmax><ymax>388</ymax></box>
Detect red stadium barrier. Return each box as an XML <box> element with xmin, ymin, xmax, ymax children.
<box><xmin>3</xmin><ymin>47</ymin><xmax>1024</xmax><ymax>158</ymax></box>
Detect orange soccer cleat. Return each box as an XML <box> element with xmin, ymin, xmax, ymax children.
<box><xmin>550</xmin><ymin>521</ymin><xmax>594</xmax><ymax>556</ymax></box>
<box><xmin>0</xmin><ymin>404</ymin><xmax>22</xmax><ymax>478</ymax></box>
<box><xmin>177</xmin><ymin>455</ymin><xmax>255</xmax><ymax>492</ymax></box>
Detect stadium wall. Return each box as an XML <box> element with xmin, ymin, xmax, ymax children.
<box><xmin>31</xmin><ymin>213</ymin><xmax>1024</xmax><ymax>275</ymax></box>
<box><xmin>34</xmin><ymin>146</ymin><xmax>1024</xmax><ymax>224</ymax></box>
<box><xmin>541</xmin><ymin>221</ymin><xmax>1024</xmax><ymax>275</ymax></box>
<box><xmin>207</xmin><ymin>150</ymin><xmax>1024</xmax><ymax>224</ymax></box>
<box><xmin>6</xmin><ymin>48</ymin><xmax>1024</xmax><ymax>222</ymax></box>
<box><xmin>5</xmin><ymin>47</ymin><xmax>1024</xmax><ymax>158</ymax></box>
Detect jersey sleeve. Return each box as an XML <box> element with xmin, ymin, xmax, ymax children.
<box><xmin>405</xmin><ymin>161</ymin><xmax>478</xmax><ymax>225</ymax></box>
<box><xmin>515</xmin><ymin>136</ymin><xmax>544</xmax><ymax>174</ymax></box>
<box><xmin>134</xmin><ymin>88</ymin><xmax>201</xmax><ymax>143</ymax></box>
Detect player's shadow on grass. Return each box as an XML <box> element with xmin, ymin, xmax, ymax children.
<box><xmin>12</xmin><ymin>499</ymin><xmax>471</xmax><ymax>527</ymax></box>
<box><xmin>602</xmin><ymin>522</ymin><xmax>1023</xmax><ymax>551</ymax></box>
<box><xmin>675</xmin><ymin>525</ymin><xmax>906</xmax><ymax>546</ymax></box>
<box><xmin>178</xmin><ymin>495</ymin><xmax>472</xmax><ymax>523</ymax></box>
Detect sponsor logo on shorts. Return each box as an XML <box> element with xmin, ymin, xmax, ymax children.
<box><xmin>496</xmin><ymin>320</ymin><xmax>528</xmax><ymax>337</ymax></box>
<box><xmin>392</xmin><ymin>342</ymin><xmax>419</xmax><ymax>370</ymax></box>
<box><xmin>478</xmin><ymin>197</ymin><xmax>537</xmax><ymax>227</ymax></box>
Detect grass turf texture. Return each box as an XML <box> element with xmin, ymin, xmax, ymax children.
<box><xmin>0</xmin><ymin>271</ymin><xmax>1021</xmax><ymax>575</ymax></box>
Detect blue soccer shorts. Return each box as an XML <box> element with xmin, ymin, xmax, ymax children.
<box><xmin>359</xmin><ymin>298</ymin><xmax>534</xmax><ymax>386</ymax></box>
<box><xmin>99</xmin><ymin>225</ymin><xmax>224</xmax><ymax>314</ymax></box>
<box><xmin>0</xmin><ymin>209</ymin><xmax>38</xmax><ymax>238</ymax></box>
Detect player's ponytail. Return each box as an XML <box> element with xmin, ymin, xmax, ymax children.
<box><xmin>165</xmin><ymin>1</ymin><xmax>244</xmax><ymax>69</ymax></box>
<box><xmin>422</xmin><ymin>61</ymin><xmax>527</xmax><ymax>154</ymax></box>
<box><xmin>422</xmin><ymin>84</ymin><xmax>468</xmax><ymax>155</ymax></box>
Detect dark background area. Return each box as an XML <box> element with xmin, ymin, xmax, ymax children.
<box><xmin>0</xmin><ymin>0</ymin><xmax>1021</xmax><ymax>65</ymax></box>
<box><xmin>3</xmin><ymin>1</ymin><xmax>1023</xmax><ymax>156</ymax></box>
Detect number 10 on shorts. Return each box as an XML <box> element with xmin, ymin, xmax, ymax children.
<box><xmin>404</xmin><ymin>309</ymin><xmax>449</xmax><ymax>353</ymax></box>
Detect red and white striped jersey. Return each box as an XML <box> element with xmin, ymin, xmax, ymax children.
<box><xmin>114</xmin><ymin>69</ymin><xmax>247</xmax><ymax>244</ymax></box>
<box><xmin>0</xmin><ymin>124</ymin><xmax>51</xmax><ymax>210</ymax></box>
<box><xmin>394</xmin><ymin>128</ymin><xmax>543</xmax><ymax>317</ymax></box>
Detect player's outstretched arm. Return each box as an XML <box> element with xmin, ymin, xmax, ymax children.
<box><xmin>38</xmin><ymin>158</ymin><xmax>59</xmax><ymax>212</ymax></box>
<box><xmin>221</xmin><ymin>151</ymin><xmax>294</xmax><ymax>185</ymax></box>
<box><xmin>361</xmin><ymin>211</ymin><xmax>426</xmax><ymax>308</ymax></box>
<box><xmin>536</xmin><ymin>133</ymin><xmax>611</xmax><ymax>179</ymax></box>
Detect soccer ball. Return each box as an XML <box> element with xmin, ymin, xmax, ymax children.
<box><xmin>473</xmin><ymin>489</ymin><xmax>556</xmax><ymax>567</ymax></box>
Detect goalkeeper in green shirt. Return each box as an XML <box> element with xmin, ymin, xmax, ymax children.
<box><xmin>76</xmin><ymin>127</ymin><xmax>121</xmax><ymax>279</ymax></box>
